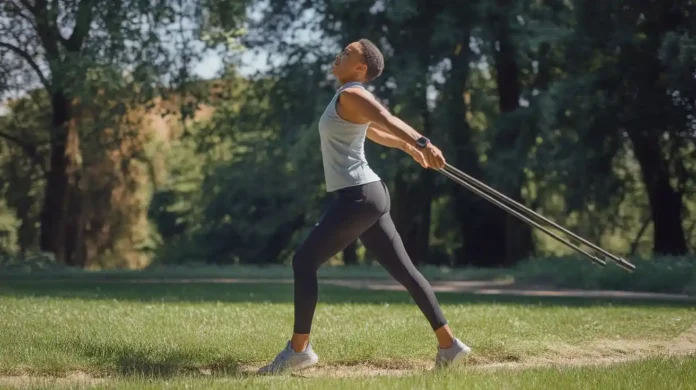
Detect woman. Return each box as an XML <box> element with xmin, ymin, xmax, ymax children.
<box><xmin>259</xmin><ymin>38</ymin><xmax>471</xmax><ymax>374</ymax></box>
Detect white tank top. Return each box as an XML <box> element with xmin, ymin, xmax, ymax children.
<box><xmin>318</xmin><ymin>82</ymin><xmax>381</xmax><ymax>192</ymax></box>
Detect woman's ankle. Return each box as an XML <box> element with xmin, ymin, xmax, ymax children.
<box><xmin>434</xmin><ymin>324</ymin><xmax>454</xmax><ymax>349</ymax></box>
<box><xmin>291</xmin><ymin>333</ymin><xmax>310</xmax><ymax>352</ymax></box>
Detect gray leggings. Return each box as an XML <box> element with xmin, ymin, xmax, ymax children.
<box><xmin>292</xmin><ymin>180</ymin><xmax>448</xmax><ymax>334</ymax></box>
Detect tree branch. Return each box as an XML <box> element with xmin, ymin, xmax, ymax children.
<box><xmin>7</xmin><ymin>0</ymin><xmax>37</xmax><ymax>25</ymax></box>
<box><xmin>31</xmin><ymin>0</ymin><xmax>60</xmax><ymax>60</ymax></box>
<box><xmin>629</xmin><ymin>217</ymin><xmax>652</xmax><ymax>257</ymax></box>
<box><xmin>65</xmin><ymin>0</ymin><xmax>95</xmax><ymax>51</ymax></box>
<box><xmin>0</xmin><ymin>42</ymin><xmax>51</xmax><ymax>89</ymax></box>
<box><xmin>0</xmin><ymin>130</ymin><xmax>30</xmax><ymax>150</ymax></box>
<box><xmin>17</xmin><ymin>0</ymin><xmax>35</xmax><ymax>13</ymax></box>
<box><xmin>0</xmin><ymin>130</ymin><xmax>46</xmax><ymax>174</ymax></box>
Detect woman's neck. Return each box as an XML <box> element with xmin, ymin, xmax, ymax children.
<box><xmin>339</xmin><ymin>77</ymin><xmax>364</xmax><ymax>86</ymax></box>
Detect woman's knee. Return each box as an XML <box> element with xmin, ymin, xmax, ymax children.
<box><xmin>292</xmin><ymin>251</ymin><xmax>316</xmax><ymax>275</ymax></box>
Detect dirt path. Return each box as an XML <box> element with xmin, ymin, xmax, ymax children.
<box><xmin>245</xmin><ymin>322</ymin><xmax>696</xmax><ymax>378</ymax></box>
<box><xmin>0</xmin><ymin>372</ymin><xmax>107</xmax><ymax>389</ymax></box>
<box><xmin>124</xmin><ymin>277</ymin><xmax>695</xmax><ymax>301</ymax></box>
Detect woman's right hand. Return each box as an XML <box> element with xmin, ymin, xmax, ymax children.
<box><xmin>422</xmin><ymin>143</ymin><xmax>446</xmax><ymax>170</ymax></box>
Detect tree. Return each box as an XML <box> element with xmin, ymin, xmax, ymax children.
<box><xmin>465</xmin><ymin>0</ymin><xmax>574</xmax><ymax>265</ymax></box>
<box><xmin>547</xmin><ymin>1</ymin><xmax>695</xmax><ymax>255</ymax></box>
<box><xmin>0</xmin><ymin>0</ymin><xmax>247</xmax><ymax>265</ymax></box>
<box><xmin>0</xmin><ymin>93</ymin><xmax>50</xmax><ymax>257</ymax></box>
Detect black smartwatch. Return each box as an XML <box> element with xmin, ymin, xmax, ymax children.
<box><xmin>415</xmin><ymin>136</ymin><xmax>430</xmax><ymax>149</ymax></box>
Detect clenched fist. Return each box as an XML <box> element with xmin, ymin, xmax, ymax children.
<box><xmin>404</xmin><ymin>143</ymin><xmax>446</xmax><ymax>170</ymax></box>
<box><xmin>422</xmin><ymin>144</ymin><xmax>446</xmax><ymax>170</ymax></box>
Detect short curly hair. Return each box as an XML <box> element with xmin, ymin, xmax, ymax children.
<box><xmin>358</xmin><ymin>39</ymin><xmax>384</xmax><ymax>83</ymax></box>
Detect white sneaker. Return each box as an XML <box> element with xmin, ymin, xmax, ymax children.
<box><xmin>258</xmin><ymin>341</ymin><xmax>319</xmax><ymax>374</ymax></box>
<box><xmin>435</xmin><ymin>338</ymin><xmax>471</xmax><ymax>368</ymax></box>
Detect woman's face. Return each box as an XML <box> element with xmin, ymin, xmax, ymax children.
<box><xmin>332</xmin><ymin>42</ymin><xmax>367</xmax><ymax>82</ymax></box>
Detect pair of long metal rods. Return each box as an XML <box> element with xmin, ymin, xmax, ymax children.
<box><xmin>439</xmin><ymin>163</ymin><xmax>636</xmax><ymax>272</ymax></box>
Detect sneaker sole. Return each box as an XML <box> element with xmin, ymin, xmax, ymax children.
<box><xmin>257</xmin><ymin>357</ymin><xmax>319</xmax><ymax>375</ymax></box>
<box><xmin>292</xmin><ymin>355</ymin><xmax>320</xmax><ymax>372</ymax></box>
<box><xmin>436</xmin><ymin>345</ymin><xmax>472</xmax><ymax>368</ymax></box>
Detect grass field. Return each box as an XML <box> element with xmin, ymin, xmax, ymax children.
<box><xmin>1</xmin><ymin>274</ymin><xmax>695</xmax><ymax>389</ymax></box>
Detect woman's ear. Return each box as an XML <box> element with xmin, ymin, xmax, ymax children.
<box><xmin>356</xmin><ymin>63</ymin><xmax>368</xmax><ymax>76</ymax></box>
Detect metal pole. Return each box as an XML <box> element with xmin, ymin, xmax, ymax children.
<box><xmin>442</xmin><ymin>163</ymin><xmax>636</xmax><ymax>272</ymax></box>
<box><xmin>438</xmin><ymin>168</ymin><xmax>607</xmax><ymax>267</ymax></box>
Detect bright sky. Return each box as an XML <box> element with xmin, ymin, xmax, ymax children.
<box><xmin>193</xmin><ymin>52</ymin><xmax>225</xmax><ymax>79</ymax></box>
<box><xmin>0</xmin><ymin>31</ymin><xmax>270</xmax><ymax>116</ymax></box>
<box><xmin>193</xmin><ymin>47</ymin><xmax>273</xmax><ymax>79</ymax></box>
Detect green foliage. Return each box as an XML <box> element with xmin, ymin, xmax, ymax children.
<box><xmin>527</xmin><ymin>0</ymin><xmax>695</xmax><ymax>256</ymax></box>
<box><xmin>0</xmin><ymin>251</ymin><xmax>68</xmax><ymax>272</ymax></box>
<box><xmin>0</xmin><ymin>0</ymin><xmax>251</xmax><ymax>267</ymax></box>
<box><xmin>148</xmin><ymin>66</ymin><xmax>336</xmax><ymax>265</ymax></box>
<box><xmin>0</xmin><ymin>201</ymin><xmax>19</xmax><ymax>254</ymax></box>
<box><xmin>146</xmin><ymin>110</ymin><xmax>211</xmax><ymax>264</ymax></box>
<box><xmin>515</xmin><ymin>256</ymin><xmax>696</xmax><ymax>296</ymax></box>
<box><xmin>0</xmin><ymin>95</ymin><xmax>49</xmax><ymax>255</ymax></box>
<box><xmin>2</xmin><ymin>0</ymin><xmax>696</xmax><ymax>268</ymax></box>
<box><xmin>660</xmin><ymin>32</ymin><xmax>696</xmax><ymax>99</ymax></box>
<box><xmin>146</xmin><ymin>0</ymin><xmax>696</xmax><ymax>267</ymax></box>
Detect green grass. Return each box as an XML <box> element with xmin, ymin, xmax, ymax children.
<box><xmin>0</xmin><ymin>277</ymin><xmax>694</xmax><ymax>389</ymax></box>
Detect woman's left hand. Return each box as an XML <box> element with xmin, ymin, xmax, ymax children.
<box><xmin>403</xmin><ymin>144</ymin><xmax>429</xmax><ymax>169</ymax></box>
<box><xmin>422</xmin><ymin>144</ymin><xmax>446</xmax><ymax>170</ymax></box>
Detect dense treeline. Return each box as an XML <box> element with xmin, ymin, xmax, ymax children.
<box><xmin>1</xmin><ymin>0</ymin><xmax>694</xmax><ymax>269</ymax></box>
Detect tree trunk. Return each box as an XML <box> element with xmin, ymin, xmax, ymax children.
<box><xmin>391</xmin><ymin>176</ymin><xmax>424</xmax><ymax>267</ymax></box>
<box><xmin>403</xmin><ymin>175</ymin><xmax>432</xmax><ymax>266</ymax></box>
<box><xmin>626</xmin><ymin>3</ymin><xmax>688</xmax><ymax>256</ymax></box>
<box><xmin>628</xmin><ymin>133</ymin><xmax>687</xmax><ymax>255</ymax></box>
<box><xmin>393</xmin><ymin>93</ymin><xmax>435</xmax><ymax>268</ymax></box>
<box><xmin>39</xmin><ymin>91</ymin><xmax>79</xmax><ymax>265</ymax></box>
<box><xmin>343</xmin><ymin>240</ymin><xmax>358</xmax><ymax>266</ymax></box>
<box><xmin>390</xmin><ymin>57</ymin><xmax>435</xmax><ymax>267</ymax></box>
<box><xmin>490</xmin><ymin>10</ymin><xmax>535</xmax><ymax>265</ymax></box>
<box><xmin>263</xmin><ymin>213</ymin><xmax>306</xmax><ymax>264</ymax></box>
<box><xmin>67</xmin><ymin>179</ymin><xmax>87</xmax><ymax>267</ymax></box>
<box><xmin>442</xmin><ymin>32</ymin><xmax>508</xmax><ymax>267</ymax></box>
<box><xmin>414</xmin><ymin>68</ymin><xmax>434</xmax><ymax>267</ymax></box>
<box><xmin>34</xmin><ymin>0</ymin><xmax>93</xmax><ymax>267</ymax></box>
